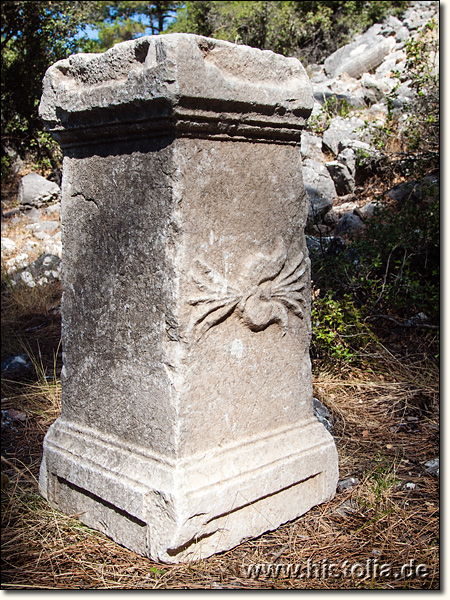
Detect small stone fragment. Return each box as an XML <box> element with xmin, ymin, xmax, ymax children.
<box><xmin>337</xmin><ymin>477</ymin><xmax>360</xmax><ymax>492</ymax></box>
<box><xmin>425</xmin><ymin>458</ymin><xmax>439</xmax><ymax>476</ymax></box>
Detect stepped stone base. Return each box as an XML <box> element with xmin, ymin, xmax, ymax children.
<box><xmin>40</xmin><ymin>418</ymin><xmax>338</xmax><ymax>563</ymax></box>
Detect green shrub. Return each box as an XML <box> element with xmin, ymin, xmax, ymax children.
<box><xmin>169</xmin><ymin>1</ymin><xmax>408</xmax><ymax>62</ymax></box>
<box><xmin>353</xmin><ymin>19</ymin><xmax>439</xmax><ymax>321</ymax></box>
<box><xmin>353</xmin><ymin>190</ymin><xmax>439</xmax><ymax>321</ymax></box>
<box><xmin>311</xmin><ymin>16</ymin><xmax>439</xmax><ymax>357</ymax></box>
<box><xmin>308</xmin><ymin>96</ymin><xmax>354</xmax><ymax>134</ymax></box>
<box><xmin>311</xmin><ymin>290</ymin><xmax>375</xmax><ymax>365</ymax></box>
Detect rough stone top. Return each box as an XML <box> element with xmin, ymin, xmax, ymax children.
<box><xmin>39</xmin><ymin>34</ymin><xmax>313</xmax><ymax>146</ymax></box>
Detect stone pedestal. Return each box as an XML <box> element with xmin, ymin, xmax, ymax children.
<box><xmin>39</xmin><ymin>34</ymin><xmax>338</xmax><ymax>563</ymax></box>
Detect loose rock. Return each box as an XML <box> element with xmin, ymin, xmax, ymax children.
<box><xmin>13</xmin><ymin>253</ymin><xmax>61</xmax><ymax>287</ymax></box>
<box><xmin>1</xmin><ymin>354</ymin><xmax>33</xmax><ymax>376</ymax></box>
<box><xmin>313</xmin><ymin>397</ymin><xmax>334</xmax><ymax>433</ymax></box>
<box><xmin>17</xmin><ymin>173</ymin><xmax>60</xmax><ymax>208</ymax></box>
<box><xmin>359</xmin><ymin>200</ymin><xmax>383</xmax><ymax>219</ymax></box>
<box><xmin>334</xmin><ymin>212</ymin><xmax>365</xmax><ymax>236</ymax></box>
<box><xmin>324</xmin><ymin>27</ymin><xmax>396</xmax><ymax>79</ymax></box>
<box><xmin>322</xmin><ymin>116</ymin><xmax>366</xmax><ymax>156</ymax></box>
<box><xmin>1</xmin><ymin>238</ymin><xmax>16</xmax><ymax>252</ymax></box>
<box><xmin>326</xmin><ymin>161</ymin><xmax>355</xmax><ymax>195</ymax></box>
<box><xmin>335</xmin><ymin>498</ymin><xmax>358</xmax><ymax>517</ymax></box>
<box><xmin>332</xmin><ymin>201</ymin><xmax>359</xmax><ymax>217</ymax></box>
<box><xmin>424</xmin><ymin>458</ymin><xmax>439</xmax><ymax>476</ymax></box>
<box><xmin>301</xmin><ymin>131</ymin><xmax>325</xmax><ymax>162</ymax></box>
<box><xmin>337</xmin><ymin>476</ymin><xmax>360</xmax><ymax>492</ymax></box>
<box><xmin>303</xmin><ymin>159</ymin><xmax>337</xmax><ymax>226</ymax></box>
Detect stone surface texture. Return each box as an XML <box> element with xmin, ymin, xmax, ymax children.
<box><xmin>303</xmin><ymin>159</ymin><xmax>337</xmax><ymax>225</ymax></box>
<box><xmin>17</xmin><ymin>172</ymin><xmax>61</xmax><ymax>208</ymax></box>
<box><xmin>38</xmin><ymin>33</ymin><xmax>338</xmax><ymax>563</ymax></box>
<box><xmin>326</xmin><ymin>161</ymin><xmax>356</xmax><ymax>196</ymax></box>
<box><xmin>322</xmin><ymin>116</ymin><xmax>367</xmax><ymax>156</ymax></box>
<box><xmin>324</xmin><ymin>25</ymin><xmax>396</xmax><ymax>79</ymax></box>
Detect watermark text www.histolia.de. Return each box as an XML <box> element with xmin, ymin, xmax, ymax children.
<box><xmin>241</xmin><ymin>558</ymin><xmax>429</xmax><ymax>580</ymax></box>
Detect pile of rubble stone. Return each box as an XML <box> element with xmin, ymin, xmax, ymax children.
<box><xmin>301</xmin><ymin>0</ymin><xmax>438</xmax><ymax>248</ymax></box>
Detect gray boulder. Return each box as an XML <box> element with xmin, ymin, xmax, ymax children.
<box><xmin>387</xmin><ymin>181</ymin><xmax>419</xmax><ymax>203</ymax></box>
<box><xmin>337</xmin><ymin>147</ymin><xmax>356</xmax><ymax>178</ymax></box>
<box><xmin>17</xmin><ymin>173</ymin><xmax>60</xmax><ymax>208</ymax></box>
<box><xmin>338</xmin><ymin>139</ymin><xmax>371</xmax><ymax>154</ymax></box>
<box><xmin>308</xmin><ymin>64</ymin><xmax>328</xmax><ymax>83</ymax></box>
<box><xmin>396</xmin><ymin>26</ymin><xmax>410</xmax><ymax>43</ymax></box>
<box><xmin>305</xmin><ymin>235</ymin><xmax>323</xmax><ymax>256</ymax></box>
<box><xmin>338</xmin><ymin>140</ymin><xmax>385</xmax><ymax>185</ymax></box>
<box><xmin>324</xmin><ymin>24</ymin><xmax>382</xmax><ymax>75</ymax></box>
<box><xmin>301</xmin><ymin>131</ymin><xmax>325</xmax><ymax>162</ymax></box>
<box><xmin>313</xmin><ymin>72</ymin><xmax>366</xmax><ymax>108</ymax></box>
<box><xmin>23</xmin><ymin>207</ymin><xmax>43</xmax><ymax>223</ymax></box>
<box><xmin>387</xmin><ymin>172</ymin><xmax>439</xmax><ymax>205</ymax></box>
<box><xmin>13</xmin><ymin>253</ymin><xmax>61</xmax><ymax>288</ymax></box>
<box><xmin>324</xmin><ymin>25</ymin><xmax>396</xmax><ymax>79</ymax></box>
<box><xmin>383</xmin><ymin>15</ymin><xmax>403</xmax><ymax>35</ymax></box>
<box><xmin>322</xmin><ymin>116</ymin><xmax>366</xmax><ymax>156</ymax></box>
<box><xmin>359</xmin><ymin>200</ymin><xmax>383</xmax><ymax>219</ymax></box>
<box><xmin>323</xmin><ymin>209</ymin><xmax>340</xmax><ymax>229</ymax></box>
<box><xmin>403</xmin><ymin>8</ymin><xmax>431</xmax><ymax>30</ymax></box>
<box><xmin>332</xmin><ymin>201</ymin><xmax>359</xmax><ymax>218</ymax></box>
<box><xmin>334</xmin><ymin>212</ymin><xmax>365</xmax><ymax>236</ymax></box>
<box><xmin>375</xmin><ymin>57</ymin><xmax>398</xmax><ymax>77</ymax></box>
<box><xmin>2</xmin><ymin>208</ymin><xmax>20</xmax><ymax>219</ymax></box>
<box><xmin>25</xmin><ymin>221</ymin><xmax>60</xmax><ymax>237</ymax></box>
<box><xmin>303</xmin><ymin>159</ymin><xmax>337</xmax><ymax>226</ymax></box>
<box><xmin>326</xmin><ymin>161</ymin><xmax>355</xmax><ymax>196</ymax></box>
<box><xmin>1</xmin><ymin>238</ymin><xmax>16</xmax><ymax>252</ymax></box>
<box><xmin>390</xmin><ymin>80</ymin><xmax>415</xmax><ymax>110</ymax></box>
<box><xmin>361</xmin><ymin>73</ymin><xmax>396</xmax><ymax>103</ymax></box>
<box><xmin>44</xmin><ymin>202</ymin><xmax>61</xmax><ymax>216</ymax></box>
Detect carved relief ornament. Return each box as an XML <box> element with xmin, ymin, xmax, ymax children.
<box><xmin>187</xmin><ymin>237</ymin><xmax>309</xmax><ymax>340</ymax></box>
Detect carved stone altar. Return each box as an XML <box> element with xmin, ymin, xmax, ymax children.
<box><xmin>38</xmin><ymin>33</ymin><xmax>339</xmax><ymax>563</ymax></box>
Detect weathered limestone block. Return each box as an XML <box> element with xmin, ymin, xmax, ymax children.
<box><xmin>324</xmin><ymin>26</ymin><xmax>396</xmax><ymax>79</ymax></box>
<box><xmin>39</xmin><ymin>33</ymin><xmax>338</xmax><ymax>563</ymax></box>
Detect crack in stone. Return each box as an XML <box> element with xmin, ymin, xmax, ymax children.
<box><xmin>205</xmin><ymin>473</ymin><xmax>320</xmax><ymax>526</ymax></box>
<box><xmin>167</xmin><ymin>529</ymin><xmax>220</xmax><ymax>557</ymax></box>
<box><xmin>72</xmin><ymin>192</ymin><xmax>99</xmax><ymax>210</ymax></box>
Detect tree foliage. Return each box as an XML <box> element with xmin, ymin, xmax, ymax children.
<box><xmin>311</xmin><ymin>19</ymin><xmax>440</xmax><ymax>340</ymax></box>
<box><xmin>0</xmin><ymin>1</ymin><xmax>179</xmax><ymax>178</ymax></box>
<box><xmin>1</xmin><ymin>1</ymin><xmax>91</xmax><ymax>179</ymax></box>
<box><xmin>0</xmin><ymin>0</ymin><xmax>429</xmax><ymax>184</ymax></box>
<box><xmin>78</xmin><ymin>1</ymin><xmax>180</xmax><ymax>52</ymax></box>
<box><xmin>398</xmin><ymin>19</ymin><xmax>439</xmax><ymax>176</ymax></box>
<box><xmin>168</xmin><ymin>1</ymin><xmax>408</xmax><ymax>63</ymax></box>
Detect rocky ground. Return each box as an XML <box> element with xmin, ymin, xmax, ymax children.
<box><xmin>301</xmin><ymin>0</ymin><xmax>439</xmax><ymax>241</ymax></box>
